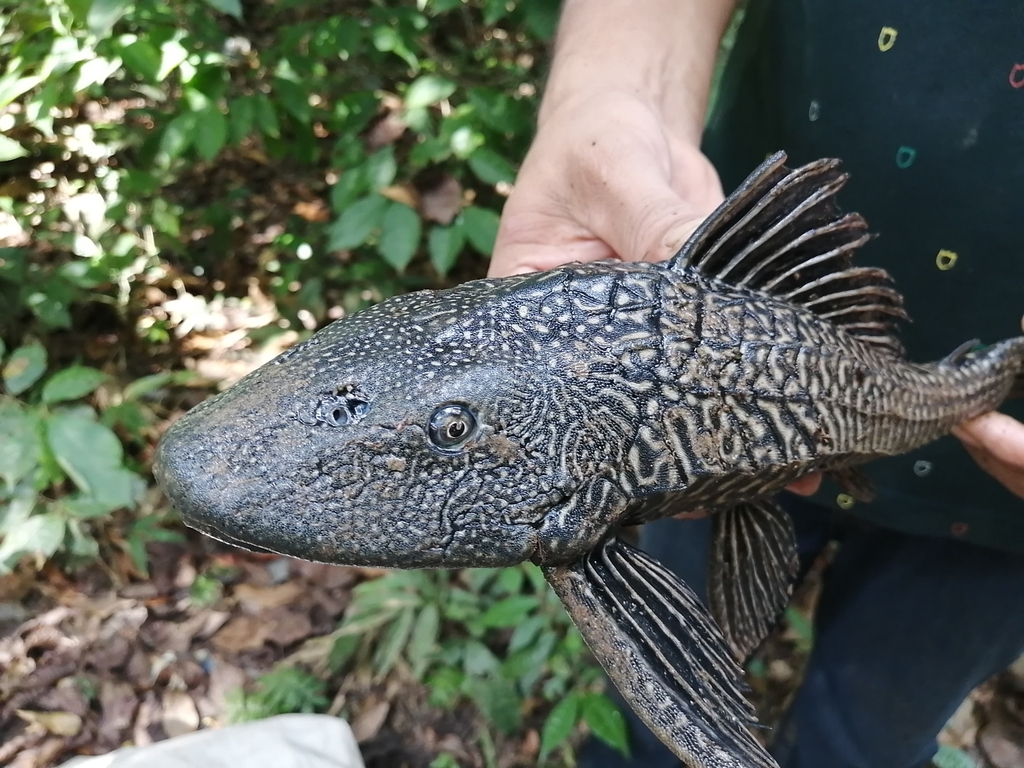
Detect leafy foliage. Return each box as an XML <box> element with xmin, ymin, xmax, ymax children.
<box><xmin>327</xmin><ymin>564</ymin><xmax>629</xmax><ymax>762</ymax></box>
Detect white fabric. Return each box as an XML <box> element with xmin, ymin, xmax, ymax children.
<box><xmin>60</xmin><ymin>714</ymin><xmax>365</xmax><ymax>768</ymax></box>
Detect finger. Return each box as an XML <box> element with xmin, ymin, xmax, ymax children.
<box><xmin>786</xmin><ymin>473</ymin><xmax>823</xmax><ymax>497</ymax></box>
<box><xmin>960</xmin><ymin>441</ymin><xmax>1024</xmax><ymax>499</ymax></box>
<box><xmin>952</xmin><ymin>412</ymin><xmax>1024</xmax><ymax>469</ymax></box>
<box><xmin>490</xmin><ymin>205</ymin><xmax>616</xmax><ymax>277</ymax></box>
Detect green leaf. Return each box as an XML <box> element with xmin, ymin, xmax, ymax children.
<box><xmin>377</xmin><ymin>202</ymin><xmax>421</xmax><ymax>272</ymax></box>
<box><xmin>478</xmin><ymin>595</ymin><xmax>539</xmax><ymax>629</ymax></box>
<box><xmin>407</xmin><ymin>603</ymin><xmax>440</xmax><ymax>679</ymax></box>
<box><xmin>0</xmin><ymin>512</ymin><xmax>65</xmax><ymax>572</ymax></box>
<box><xmin>327</xmin><ymin>194</ymin><xmax>388</xmax><ymax>251</ymax></box>
<box><xmin>3</xmin><ymin>344</ymin><xmax>47</xmax><ymax>396</ymax></box>
<box><xmin>539</xmin><ymin>693</ymin><xmax>580</xmax><ymax>761</ymax></box>
<box><xmin>274</xmin><ymin>78</ymin><xmax>311</xmax><ymax>124</ymax></box>
<box><xmin>159</xmin><ymin>112</ymin><xmax>196</xmax><ymax>162</ymax></box>
<box><xmin>119</xmin><ymin>38</ymin><xmax>161</xmax><ymax>82</ymax></box>
<box><xmin>0</xmin><ymin>338</ymin><xmax>5</xmax><ymax>360</ymax></box>
<box><xmin>405</xmin><ymin>76</ymin><xmax>456</xmax><ymax>110</ymax></box>
<box><xmin>46</xmin><ymin>414</ymin><xmax>143</xmax><ymax>511</ymax></box>
<box><xmin>463</xmin><ymin>675</ymin><xmax>521</xmax><ymax>735</ymax></box>
<box><xmin>194</xmin><ymin>105</ymin><xmax>228</xmax><ymax>160</ymax></box>
<box><xmin>582</xmin><ymin>694</ymin><xmax>629</xmax><ymax>756</ymax></box>
<box><xmin>41</xmin><ymin>366</ymin><xmax>107</xmax><ymax>404</ymax></box>
<box><xmin>0</xmin><ymin>135</ymin><xmax>28</xmax><ymax>162</ymax></box>
<box><xmin>373</xmin><ymin>605</ymin><xmax>416</xmax><ymax>678</ymax></box>
<box><xmin>428</xmin><ymin>223</ymin><xmax>465</xmax><ymax>277</ymax></box>
<box><xmin>0</xmin><ymin>402</ymin><xmax>41</xmax><ymax>490</ymax></box>
<box><xmin>363</xmin><ymin>147</ymin><xmax>397</xmax><ymax>191</ymax></box>
<box><xmin>229</xmin><ymin>96</ymin><xmax>255</xmax><ymax>144</ymax></box>
<box><xmin>462</xmin><ymin>640</ymin><xmax>501</xmax><ymax>676</ymax></box>
<box><xmin>123</xmin><ymin>372</ymin><xmax>175</xmax><ymax>401</ymax></box>
<box><xmin>63</xmin><ymin>496</ymin><xmax>116</xmax><ymax>519</ymax></box>
<box><xmin>201</xmin><ymin>0</ymin><xmax>243</xmax><ymax>19</ymax></box>
<box><xmin>253</xmin><ymin>93</ymin><xmax>280</xmax><ymax>138</ymax></box>
<box><xmin>87</xmin><ymin>0</ymin><xmax>129</xmax><ymax>36</ymax></box>
<box><xmin>24</xmin><ymin>289</ymin><xmax>72</xmax><ymax>328</ymax></box>
<box><xmin>468</xmin><ymin>148</ymin><xmax>516</xmax><ymax>186</ymax></box>
<box><xmin>157</xmin><ymin>39</ymin><xmax>189</xmax><ymax>81</ymax></box>
<box><xmin>461</xmin><ymin>206</ymin><xmax>500</xmax><ymax>256</ymax></box>
<box><xmin>932</xmin><ymin>745</ymin><xmax>978</xmax><ymax>768</ymax></box>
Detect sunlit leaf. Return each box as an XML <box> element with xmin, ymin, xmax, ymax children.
<box><xmin>46</xmin><ymin>414</ymin><xmax>143</xmax><ymax>511</ymax></box>
<box><xmin>0</xmin><ymin>402</ymin><xmax>41</xmax><ymax>489</ymax></box>
<box><xmin>157</xmin><ymin>39</ymin><xmax>189</xmax><ymax>81</ymax></box>
<box><xmin>87</xmin><ymin>0</ymin><xmax>129</xmax><ymax>37</ymax></box>
<box><xmin>74</xmin><ymin>56</ymin><xmax>121</xmax><ymax>92</ymax></box>
<box><xmin>539</xmin><ymin>693</ymin><xmax>580</xmax><ymax>761</ymax></box>
<box><xmin>461</xmin><ymin>206</ymin><xmax>500</xmax><ymax>256</ymax></box>
<box><xmin>41</xmin><ymin>366</ymin><xmax>107</xmax><ymax>404</ymax></box>
<box><xmin>327</xmin><ymin>194</ymin><xmax>388</xmax><ymax>251</ymax></box>
<box><xmin>405</xmin><ymin>75</ymin><xmax>456</xmax><ymax>110</ymax></box>
<box><xmin>0</xmin><ymin>512</ymin><xmax>65</xmax><ymax>572</ymax></box>
<box><xmin>118</xmin><ymin>38</ymin><xmax>161</xmax><ymax>82</ymax></box>
<box><xmin>201</xmin><ymin>0</ymin><xmax>243</xmax><ymax>19</ymax></box>
<box><xmin>377</xmin><ymin>202</ymin><xmax>421</xmax><ymax>272</ymax></box>
<box><xmin>3</xmin><ymin>344</ymin><xmax>47</xmax><ymax>395</ymax></box>
<box><xmin>0</xmin><ymin>135</ymin><xmax>28</xmax><ymax>162</ymax></box>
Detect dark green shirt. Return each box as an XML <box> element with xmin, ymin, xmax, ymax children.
<box><xmin>703</xmin><ymin>0</ymin><xmax>1024</xmax><ymax>553</ymax></box>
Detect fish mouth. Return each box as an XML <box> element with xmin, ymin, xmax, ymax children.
<box><xmin>183</xmin><ymin>515</ymin><xmax>280</xmax><ymax>556</ymax></box>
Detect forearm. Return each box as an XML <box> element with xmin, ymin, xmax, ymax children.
<box><xmin>541</xmin><ymin>0</ymin><xmax>737</xmax><ymax>144</ymax></box>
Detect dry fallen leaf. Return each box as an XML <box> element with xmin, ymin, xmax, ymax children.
<box><xmin>161</xmin><ymin>690</ymin><xmax>200</xmax><ymax>738</ymax></box>
<box><xmin>211</xmin><ymin>615</ymin><xmax>271</xmax><ymax>653</ymax></box>
<box><xmin>352</xmin><ymin>700</ymin><xmax>390</xmax><ymax>743</ymax></box>
<box><xmin>15</xmin><ymin>710</ymin><xmax>82</xmax><ymax>737</ymax></box>
<box><xmin>420</xmin><ymin>176</ymin><xmax>462</xmax><ymax>225</ymax></box>
<box><xmin>233</xmin><ymin>581</ymin><xmax>305</xmax><ymax>613</ymax></box>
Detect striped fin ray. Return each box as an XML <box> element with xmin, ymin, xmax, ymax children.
<box><xmin>544</xmin><ymin>537</ymin><xmax>779</xmax><ymax>768</ymax></box>
<box><xmin>670</xmin><ymin>151</ymin><xmax>908</xmax><ymax>356</ymax></box>
<box><xmin>708</xmin><ymin>499</ymin><xmax>799</xmax><ymax>661</ymax></box>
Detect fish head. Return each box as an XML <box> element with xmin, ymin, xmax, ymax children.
<box><xmin>154</xmin><ymin>275</ymin><xmax>605</xmax><ymax>569</ymax></box>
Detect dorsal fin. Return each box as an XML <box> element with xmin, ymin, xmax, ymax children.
<box><xmin>670</xmin><ymin>152</ymin><xmax>908</xmax><ymax>357</ymax></box>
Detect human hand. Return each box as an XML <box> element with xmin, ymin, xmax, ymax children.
<box><xmin>489</xmin><ymin>91</ymin><xmax>725</xmax><ymax>277</ymax></box>
<box><xmin>952</xmin><ymin>412</ymin><xmax>1024</xmax><ymax>499</ymax></box>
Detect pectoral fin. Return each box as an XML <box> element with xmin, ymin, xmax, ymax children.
<box><xmin>709</xmin><ymin>499</ymin><xmax>799</xmax><ymax>661</ymax></box>
<box><xmin>544</xmin><ymin>537</ymin><xmax>778</xmax><ymax>768</ymax></box>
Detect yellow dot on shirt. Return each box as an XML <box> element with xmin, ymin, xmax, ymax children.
<box><xmin>836</xmin><ymin>493</ymin><xmax>855</xmax><ymax>510</ymax></box>
<box><xmin>878</xmin><ymin>27</ymin><xmax>898</xmax><ymax>51</ymax></box>
<box><xmin>936</xmin><ymin>249</ymin><xmax>958</xmax><ymax>270</ymax></box>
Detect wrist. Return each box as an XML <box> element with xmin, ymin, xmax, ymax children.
<box><xmin>538</xmin><ymin>0</ymin><xmax>736</xmax><ymax>144</ymax></box>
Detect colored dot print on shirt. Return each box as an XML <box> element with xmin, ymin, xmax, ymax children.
<box><xmin>913</xmin><ymin>460</ymin><xmax>933</xmax><ymax>477</ymax></box>
<box><xmin>1010</xmin><ymin>63</ymin><xmax>1024</xmax><ymax>88</ymax></box>
<box><xmin>935</xmin><ymin>249</ymin><xmax>958</xmax><ymax>270</ymax></box>
<box><xmin>877</xmin><ymin>27</ymin><xmax>898</xmax><ymax>51</ymax></box>
<box><xmin>895</xmin><ymin>146</ymin><xmax>916</xmax><ymax>168</ymax></box>
<box><xmin>836</xmin><ymin>493</ymin><xmax>855</xmax><ymax>510</ymax></box>
<box><xmin>950</xmin><ymin>522</ymin><xmax>969</xmax><ymax>536</ymax></box>
<box><xmin>808</xmin><ymin>100</ymin><xmax>821</xmax><ymax>121</ymax></box>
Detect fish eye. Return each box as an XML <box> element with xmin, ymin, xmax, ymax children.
<box><xmin>427</xmin><ymin>404</ymin><xmax>477</xmax><ymax>452</ymax></box>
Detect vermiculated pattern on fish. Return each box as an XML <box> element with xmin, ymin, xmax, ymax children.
<box><xmin>154</xmin><ymin>153</ymin><xmax>1024</xmax><ymax>768</ymax></box>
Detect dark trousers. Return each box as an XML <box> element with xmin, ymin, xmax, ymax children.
<box><xmin>579</xmin><ymin>497</ymin><xmax>1024</xmax><ymax>768</ymax></box>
